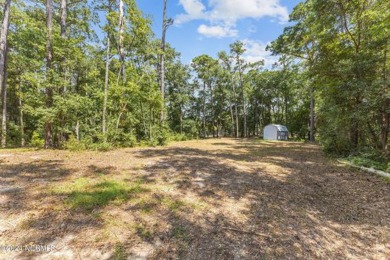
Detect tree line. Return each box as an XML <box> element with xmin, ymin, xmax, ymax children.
<box><xmin>0</xmin><ymin>0</ymin><xmax>388</xmax><ymax>157</ymax></box>
<box><xmin>269</xmin><ymin>0</ymin><xmax>389</xmax><ymax>155</ymax></box>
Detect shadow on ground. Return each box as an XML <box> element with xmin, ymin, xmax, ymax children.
<box><xmin>131</xmin><ymin>140</ymin><xmax>390</xmax><ymax>258</ymax></box>
<box><xmin>0</xmin><ymin>140</ymin><xmax>389</xmax><ymax>259</ymax></box>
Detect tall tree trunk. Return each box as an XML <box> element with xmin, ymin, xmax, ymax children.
<box><xmin>75</xmin><ymin>120</ymin><xmax>80</xmax><ymax>140</ymax></box>
<box><xmin>60</xmin><ymin>0</ymin><xmax>67</xmax><ymax>40</ymax></box>
<box><xmin>59</xmin><ymin>0</ymin><xmax>67</xmax><ymax>145</ymax></box>
<box><xmin>45</xmin><ymin>0</ymin><xmax>54</xmax><ymax>148</ymax></box>
<box><xmin>202</xmin><ymin>81</ymin><xmax>206</xmax><ymax>138</ymax></box>
<box><xmin>102</xmin><ymin>34</ymin><xmax>110</xmax><ymax>141</ymax></box>
<box><xmin>1</xmin><ymin>45</ymin><xmax>8</xmax><ymax>148</ymax></box>
<box><xmin>0</xmin><ymin>0</ymin><xmax>11</xmax><ymax>148</ymax></box>
<box><xmin>350</xmin><ymin>95</ymin><xmax>360</xmax><ymax>148</ymax></box>
<box><xmin>380</xmin><ymin>45</ymin><xmax>389</xmax><ymax>151</ymax></box>
<box><xmin>310</xmin><ymin>86</ymin><xmax>315</xmax><ymax>142</ymax></box>
<box><xmin>18</xmin><ymin>77</ymin><xmax>25</xmax><ymax>147</ymax></box>
<box><xmin>179</xmin><ymin>104</ymin><xmax>183</xmax><ymax>135</ymax></box>
<box><xmin>149</xmin><ymin>105</ymin><xmax>153</xmax><ymax>141</ymax></box>
<box><xmin>229</xmin><ymin>101</ymin><xmax>234</xmax><ymax>137</ymax></box>
<box><xmin>209</xmin><ymin>81</ymin><xmax>216</xmax><ymax>137</ymax></box>
<box><xmin>117</xmin><ymin>0</ymin><xmax>125</xmax><ymax>84</ymax></box>
<box><xmin>253</xmin><ymin>100</ymin><xmax>258</xmax><ymax>136</ymax></box>
<box><xmin>231</xmin><ymin>77</ymin><xmax>239</xmax><ymax>138</ymax></box>
<box><xmin>159</xmin><ymin>0</ymin><xmax>171</xmax><ymax>124</ymax></box>
<box><xmin>140</xmin><ymin>100</ymin><xmax>147</xmax><ymax>136</ymax></box>
<box><xmin>237</xmin><ymin>58</ymin><xmax>246</xmax><ymax>137</ymax></box>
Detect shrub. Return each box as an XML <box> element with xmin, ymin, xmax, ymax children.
<box><xmin>155</xmin><ymin>128</ymin><xmax>169</xmax><ymax>146</ymax></box>
<box><xmin>30</xmin><ymin>131</ymin><xmax>44</xmax><ymax>148</ymax></box>
<box><xmin>64</xmin><ymin>136</ymin><xmax>86</xmax><ymax>151</ymax></box>
<box><xmin>170</xmin><ymin>133</ymin><xmax>188</xmax><ymax>142</ymax></box>
<box><xmin>89</xmin><ymin>142</ymin><xmax>113</xmax><ymax>152</ymax></box>
<box><xmin>108</xmin><ymin>130</ymin><xmax>138</xmax><ymax>147</ymax></box>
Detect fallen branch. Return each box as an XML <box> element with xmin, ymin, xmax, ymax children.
<box><xmin>337</xmin><ymin>160</ymin><xmax>390</xmax><ymax>179</ymax></box>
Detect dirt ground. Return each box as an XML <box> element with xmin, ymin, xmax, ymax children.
<box><xmin>0</xmin><ymin>138</ymin><xmax>389</xmax><ymax>259</ymax></box>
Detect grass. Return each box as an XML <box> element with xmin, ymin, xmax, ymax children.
<box><xmin>136</xmin><ymin>198</ymin><xmax>158</xmax><ymax>213</ymax></box>
<box><xmin>135</xmin><ymin>223</ymin><xmax>154</xmax><ymax>241</ymax></box>
<box><xmin>346</xmin><ymin>155</ymin><xmax>389</xmax><ymax>172</ymax></box>
<box><xmin>113</xmin><ymin>242</ymin><xmax>128</xmax><ymax>260</ymax></box>
<box><xmin>52</xmin><ymin>177</ymin><xmax>149</xmax><ymax>211</ymax></box>
<box><xmin>2</xmin><ymin>138</ymin><xmax>389</xmax><ymax>259</ymax></box>
<box><xmin>172</xmin><ymin>225</ymin><xmax>189</xmax><ymax>241</ymax></box>
<box><xmin>162</xmin><ymin>197</ymin><xmax>186</xmax><ymax>212</ymax></box>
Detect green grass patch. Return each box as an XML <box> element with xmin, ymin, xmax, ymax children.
<box><xmin>346</xmin><ymin>155</ymin><xmax>389</xmax><ymax>172</ymax></box>
<box><xmin>135</xmin><ymin>223</ymin><xmax>153</xmax><ymax>241</ymax></box>
<box><xmin>52</xmin><ymin>177</ymin><xmax>149</xmax><ymax>211</ymax></box>
<box><xmin>135</xmin><ymin>198</ymin><xmax>158</xmax><ymax>213</ymax></box>
<box><xmin>113</xmin><ymin>242</ymin><xmax>128</xmax><ymax>260</ymax></box>
<box><xmin>162</xmin><ymin>197</ymin><xmax>186</xmax><ymax>212</ymax></box>
<box><xmin>172</xmin><ymin>225</ymin><xmax>188</xmax><ymax>241</ymax></box>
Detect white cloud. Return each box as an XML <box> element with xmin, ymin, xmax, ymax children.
<box><xmin>197</xmin><ymin>24</ymin><xmax>238</xmax><ymax>38</ymax></box>
<box><xmin>207</xmin><ymin>0</ymin><xmax>289</xmax><ymax>23</ymax></box>
<box><xmin>176</xmin><ymin>0</ymin><xmax>289</xmax><ymax>37</ymax></box>
<box><xmin>176</xmin><ymin>0</ymin><xmax>207</xmax><ymax>24</ymax></box>
<box><xmin>242</xmin><ymin>39</ymin><xmax>278</xmax><ymax>67</ymax></box>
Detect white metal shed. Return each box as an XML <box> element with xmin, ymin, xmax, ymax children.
<box><xmin>263</xmin><ymin>124</ymin><xmax>289</xmax><ymax>141</ymax></box>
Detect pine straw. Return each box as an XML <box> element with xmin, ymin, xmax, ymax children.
<box><xmin>0</xmin><ymin>138</ymin><xmax>389</xmax><ymax>259</ymax></box>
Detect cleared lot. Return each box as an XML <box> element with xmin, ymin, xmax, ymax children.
<box><xmin>0</xmin><ymin>139</ymin><xmax>389</xmax><ymax>259</ymax></box>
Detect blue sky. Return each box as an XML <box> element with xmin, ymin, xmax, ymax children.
<box><xmin>135</xmin><ymin>0</ymin><xmax>302</xmax><ymax>66</ymax></box>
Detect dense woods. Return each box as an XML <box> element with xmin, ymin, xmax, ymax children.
<box><xmin>0</xmin><ymin>0</ymin><xmax>388</xmax><ymax>160</ymax></box>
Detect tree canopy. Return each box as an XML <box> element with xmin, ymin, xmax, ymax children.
<box><xmin>0</xmin><ymin>0</ymin><xmax>388</xmax><ymax>158</ymax></box>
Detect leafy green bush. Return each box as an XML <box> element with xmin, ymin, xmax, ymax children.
<box><xmin>64</xmin><ymin>136</ymin><xmax>86</xmax><ymax>151</ymax></box>
<box><xmin>88</xmin><ymin>142</ymin><xmax>113</xmax><ymax>152</ymax></box>
<box><xmin>346</xmin><ymin>150</ymin><xmax>390</xmax><ymax>172</ymax></box>
<box><xmin>108</xmin><ymin>130</ymin><xmax>138</xmax><ymax>147</ymax></box>
<box><xmin>30</xmin><ymin>131</ymin><xmax>44</xmax><ymax>148</ymax></box>
<box><xmin>170</xmin><ymin>133</ymin><xmax>188</xmax><ymax>142</ymax></box>
<box><xmin>155</xmin><ymin>128</ymin><xmax>170</xmax><ymax>146</ymax></box>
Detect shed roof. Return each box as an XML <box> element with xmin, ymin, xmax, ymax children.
<box><xmin>266</xmin><ymin>124</ymin><xmax>288</xmax><ymax>132</ymax></box>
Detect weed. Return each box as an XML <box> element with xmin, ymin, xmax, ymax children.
<box><xmin>64</xmin><ymin>136</ymin><xmax>86</xmax><ymax>151</ymax></box>
<box><xmin>52</xmin><ymin>178</ymin><xmax>149</xmax><ymax>211</ymax></box>
<box><xmin>162</xmin><ymin>197</ymin><xmax>186</xmax><ymax>212</ymax></box>
<box><xmin>113</xmin><ymin>242</ymin><xmax>128</xmax><ymax>260</ymax></box>
<box><xmin>135</xmin><ymin>224</ymin><xmax>153</xmax><ymax>241</ymax></box>
<box><xmin>172</xmin><ymin>225</ymin><xmax>188</xmax><ymax>241</ymax></box>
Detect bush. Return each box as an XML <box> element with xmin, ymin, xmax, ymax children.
<box><xmin>108</xmin><ymin>130</ymin><xmax>138</xmax><ymax>147</ymax></box>
<box><xmin>155</xmin><ymin>128</ymin><xmax>169</xmax><ymax>146</ymax></box>
<box><xmin>347</xmin><ymin>150</ymin><xmax>390</xmax><ymax>172</ymax></box>
<box><xmin>30</xmin><ymin>131</ymin><xmax>44</xmax><ymax>148</ymax></box>
<box><xmin>89</xmin><ymin>142</ymin><xmax>113</xmax><ymax>152</ymax></box>
<box><xmin>64</xmin><ymin>136</ymin><xmax>86</xmax><ymax>151</ymax></box>
<box><xmin>170</xmin><ymin>133</ymin><xmax>188</xmax><ymax>142</ymax></box>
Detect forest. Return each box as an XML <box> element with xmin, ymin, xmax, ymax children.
<box><xmin>0</xmin><ymin>0</ymin><xmax>389</xmax><ymax>160</ymax></box>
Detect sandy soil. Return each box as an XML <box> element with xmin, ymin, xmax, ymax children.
<box><xmin>0</xmin><ymin>138</ymin><xmax>389</xmax><ymax>259</ymax></box>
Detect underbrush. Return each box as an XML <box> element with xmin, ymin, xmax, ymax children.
<box><xmin>63</xmin><ymin>131</ymin><xmax>196</xmax><ymax>152</ymax></box>
<box><xmin>345</xmin><ymin>153</ymin><xmax>389</xmax><ymax>172</ymax></box>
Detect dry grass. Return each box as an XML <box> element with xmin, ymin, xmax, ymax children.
<box><xmin>0</xmin><ymin>138</ymin><xmax>389</xmax><ymax>259</ymax></box>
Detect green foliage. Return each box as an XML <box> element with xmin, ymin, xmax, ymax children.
<box><xmin>346</xmin><ymin>151</ymin><xmax>389</xmax><ymax>172</ymax></box>
<box><xmin>3</xmin><ymin>0</ymin><xmax>388</xmax><ymax>160</ymax></box>
<box><xmin>170</xmin><ymin>133</ymin><xmax>188</xmax><ymax>142</ymax></box>
<box><xmin>113</xmin><ymin>243</ymin><xmax>128</xmax><ymax>260</ymax></box>
<box><xmin>135</xmin><ymin>223</ymin><xmax>153</xmax><ymax>241</ymax></box>
<box><xmin>64</xmin><ymin>136</ymin><xmax>86</xmax><ymax>151</ymax></box>
<box><xmin>269</xmin><ymin>0</ymin><xmax>390</xmax><ymax>156</ymax></box>
<box><xmin>108</xmin><ymin>130</ymin><xmax>137</xmax><ymax>147</ymax></box>
<box><xmin>30</xmin><ymin>131</ymin><xmax>44</xmax><ymax>148</ymax></box>
<box><xmin>88</xmin><ymin>142</ymin><xmax>113</xmax><ymax>152</ymax></box>
<box><xmin>155</xmin><ymin>127</ymin><xmax>170</xmax><ymax>146</ymax></box>
<box><xmin>53</xmin><ymin>178</ymin><xmax>148</xmax><ymax>212</ymax></box>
